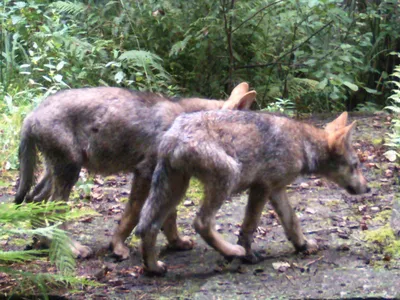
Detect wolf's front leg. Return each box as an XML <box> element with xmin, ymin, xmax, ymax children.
<box><xmin>237</xmin><ymin>185</ymin><xmax>269</xmax><ymax>263</ymax></box>
<box><xmin>162</xmin><ymin>210</ymin><xmax>194</xmax><ymax>251</ymax></box>
<box><xmin>270</xmin><ymin>189</ymin><xmax>318</xmax><ymax>254</ymax></box>
<box><xmin>111</xmin><ymin>174</ymin><xmax>151</xmax><ymax>260</ymax></box>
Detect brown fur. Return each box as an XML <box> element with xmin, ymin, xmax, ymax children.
<box><xmin>135</xmin><ymin>111</ymin><xmax>370</xmax><ymax>275</ymax></box>
<box><xmin>15</xmin><ymin>83</ymin><xmax>256</xmax><ymax>259</ymax></box>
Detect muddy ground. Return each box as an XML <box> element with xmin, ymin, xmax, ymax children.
<box><xmin>1</xmin><ymin>112</ymin><xmax>399</xmax><ymax>299</ymax></box>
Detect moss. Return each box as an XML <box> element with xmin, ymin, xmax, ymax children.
<box><xmin>367</xmin><ymin>181</ymin><xmax>382</xmax><ymax>189</ymax></box>
<box><xmin>326</xmin><ymin>200</ymin><xmax>340</xmax><ymax>207</ymax></box>
<box><xmin>129</xmin><ymin>235</ymin><xmax>141</xmax><ymax>247</ymax></box>
<box><xmin>363</xmin><ymin>224</ymin><xmax>400</xmax><ymax>258</ymax></box>
<box><xmin>372</xmin><ymin>210</ymin><xmax>392</xmax><ymax>224</ymax></box>
<box><xmin>118</xmin><ymin>197</ymin><xmax>129</xmax><ymax>203</ymax></box>
<box><xmin>371</xmin><ymin>138</ymin><xmax>384</xmax><ymax>146</ymax></box>
<box><xmin>185</xmin><ymin>178</ymin><xmax>204</xmax><ymax>205</ymax></box>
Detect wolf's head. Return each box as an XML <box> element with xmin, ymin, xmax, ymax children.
<box><xmin>323</xmin><ymin>112</ymin><xmax>370</xmax><ymax>195</ymax></box>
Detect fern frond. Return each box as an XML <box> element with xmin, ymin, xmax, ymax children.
<box><xmin>0</xmin><ymin>249</ymin><xmax>48</xmax><ymax>262</ymax></box>
<box><xmin>51</xmin><ymin>1</ymin><xmax>88</xmax><ymax>16</ymax></box>
<box><xmin>118</xmin><ymin>50</ymin><xmax>164</xmax><ymax>71</ymax></box>
<box><xmin>169</xmin><ymin>35</ymin><xmax>192</xmax><ymax>57</ymax></box>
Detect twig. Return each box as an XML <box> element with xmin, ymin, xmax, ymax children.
<box><xmin>305</xmin><ymin>255</ymin><xmax>324</xmax><ymax>267</ymax></box>
<box><xmin>235</xmin><ymin>20</ymin><xmax>334</xmax><ymax>70</ymax></box>
<box><xmin>232</xmin><ymin>0</ymin><xmax>285</xmax><ymax>33</ymax></box>
<box><xmin>305</xmin><ymin>226</ymin><xmax>339</xmax><ymax>235</ymax></box>
<box><xmin>284</xmin><ymin>274</ymin><xmax>294</xmax><ymax>285</ymax></box>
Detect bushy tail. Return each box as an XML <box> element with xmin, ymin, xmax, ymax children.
<box><xmin>15</xmin><ymin>121</ymin><xmax>37</xmax><ymax>204</ymax></box>
<box><xmin>135</xmin><ymin>159</ymin><xmax>188</xmax><ymax>236</ymax></box>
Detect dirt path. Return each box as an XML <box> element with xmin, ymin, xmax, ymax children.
<box><xmin>1</xmin><ymin>113</ymin><xmax>399</xmax><ymax>299</ymax></box>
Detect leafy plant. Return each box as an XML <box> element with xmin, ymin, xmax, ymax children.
<box><xmin>384</xmin><ymin>59</ymin><xmax>400</xmax><ymax>162</ymax></box>
<box><xmin>0</xmin><ymin>201</ymin><xmax>98</xmax><ymax>297</ymax></box>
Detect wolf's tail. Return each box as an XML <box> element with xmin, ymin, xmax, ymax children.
<box><xmin>15</xmin><ymin>119</ymin><xmax>37</xmax><ymax>205</ymax></box>
<box><xmin>135</xmin><ymin>158</ymin><xmax>188</xmax><ymax>236</ymax></box>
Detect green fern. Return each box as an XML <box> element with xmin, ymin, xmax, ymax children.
<box><xmin>0</xmin><ymin>201</ymin><xmax>97</xmax><ymax>296</ymax></box>
<box><xmin>169</xmin><ymin>35</ymin><xmax>193</xmax><ymax>57</ymax></box>
<box><xmin>118</xmin><ymin>50</ymin><xmax>165</xmax><ymax>72</ymax></box>
<box><xmin>51</xmin><ymin>1</ymin><xmax>87</xmax><ymax>16</ymax></box>
<box><xmin>385</xmin><ymin>63</ymin><xmax>400</xmax><ymax>160</ymax></box>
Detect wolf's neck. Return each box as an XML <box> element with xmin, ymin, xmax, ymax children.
<box><xmin>299</xmin><ymin>124</ymin><xmax>330</xmax><ymax>175</ymax></box>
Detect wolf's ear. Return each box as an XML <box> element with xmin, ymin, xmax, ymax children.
<box><xmin>325</xmin><ymin>112</ymin><xmax>348</xmax><ymax>133</ymax></box>
<box><xmin>223</xmin><ymin>89</ymin><xmax>256</xmax><ymax>110</ymax></box>
<box><xmin>328</xmin><ymin>120</ymin><xmax>356</xmax><ymax>152</ymax></box>
<box><xmin>229</xmin><ymin>82</ymin><xmax>249</xmax><ymax>98</ymax></box>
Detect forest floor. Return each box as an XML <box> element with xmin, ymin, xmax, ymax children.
<box><xmin>1</xmin><ymin>112</ymin><xmax>399</xmax><ymax>299</ymax></box>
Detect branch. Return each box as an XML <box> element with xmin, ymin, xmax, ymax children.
<box><xmin>232</xmin><ymin>0</ymin><xmax>285</xmax><ymax>33</ymax></box>
<box><xmin>235</xmin><ymin>20</ymin><xmax>334</xmax><ymax>70</ymax></box>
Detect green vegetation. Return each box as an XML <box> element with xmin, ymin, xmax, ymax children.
<box><xmin>0</xmin><ymin>201</ymin><xmax>97</xmax><ymax>297</ymax></box>
<box><xmin>385</xmin><ymin>60</ymin><xmax>400</xmax><ymax>161</ymax></box>
<box><xmin>1</xmin><ymin>0</ymin><xmax>400</xmax><ymax>169</ymax></box>
<box><xmin>364</xmin><ymin>224</ymin><xmax>400</xmax><ymax>258</ymax></box>
<box><xmin>1</xmin><ymin>1</ymin><xmax>400</xmax><ymax>296</ymax></box>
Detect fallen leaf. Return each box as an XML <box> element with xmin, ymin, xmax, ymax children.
<box><xmin>272</xmin><ymin>261</ymin><xmax>290</xmax><ymax>272</ymax></box>
<box><xmin>384</xmin><ymin>150</ymin><xmax>397</xmax><ymax>162</ymax></box>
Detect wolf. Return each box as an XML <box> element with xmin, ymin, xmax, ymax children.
<box><xmin>135</xmin><ymin>111</ymin><xmax>370</xmax><ymax>275</ymax></box>
<box><xmin>14</xmin><ymin>83</ymin><xmax>257</xmax><ymax>259</ymax></box>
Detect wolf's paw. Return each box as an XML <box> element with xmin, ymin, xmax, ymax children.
<box><xmin>241</xmin><ymin>251</ymin><xmax>263</xmax><ymax>264</ymax></box>
<box><xmin>223</xmin><ymin>244</ymin><xmax>246</xmax><ymax>260</ymax></box>
<box><xmin>71</xmin><ymin>242</ymin><xmax>93</xmax><ymax>259</ymax></box>
<box><xmin>110</xmin><ymin>242</ymin><xmax>130</xmax><ymax>260</ymax></box>
<box><xmin>167</xmin><ymin>236</ymin><xmax>194</xmax><ymax>251</ymax></box>
<box><xmin>296</xmin><ymin>239</ymin><xmax>319</xmax><ymax>255</ymax></box>
<box><xmin>144</xmin><ymin>261</ymin><xmax>168</xmax><ymax>276</ymax></box>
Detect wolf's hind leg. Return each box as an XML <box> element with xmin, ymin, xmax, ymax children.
<box><xmin>238</xmin><ymin>185</ymin><xmax>269</xmax><ymax>263</ymax></box>
<box><xmin>270</xmin><ymin>190</ymin><xmax>318</xmax><ymax>253</ymax></box>
<box><xmin>193</xmin><ymin>180</ymin><xmax>245</xmax><ymax>258</ymax></box>
<box><xmin>26</xmin><ymin>168</ymin><xmax>52</xmax><ymax>203</ymax></box>
<box><xmin>136</xmin><ymin>160</ymin><xmax>190</xmax><ymax>274</ymax></box>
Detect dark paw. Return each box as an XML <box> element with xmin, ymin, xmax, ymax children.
<box><xmin>241</xmin><ymin>251</ymin><xmax>264</xmax><ymax>264</ymax></box>
<box><xmin>296</xmin><ymin>239</ymin><xmax>319</xmax><ymax>255</ymax></box>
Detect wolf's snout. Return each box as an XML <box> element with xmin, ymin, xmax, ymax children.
<box><xmin>346</xmin><ymin>184</ymin><xmax>370</xmax><ymax>195</ymax></box>
<box><xmin>346</xmin><ymin>185</ymin><xmax>357</xmax><ymax>195</ymax></box>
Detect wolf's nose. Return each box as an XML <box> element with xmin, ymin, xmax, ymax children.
<box><xmin>366</xmin><ymin>186</ymin><xmax>371</xmax><ymax>193</ymax></box>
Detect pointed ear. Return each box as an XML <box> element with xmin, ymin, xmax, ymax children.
<box><xmin>325</xmin><ymin>112</ymin><xmax>348</xmax><ymax>133</ymax></box>
<box><xmin>328</xmin><ymin>120</ymin><xmax>356</xmax><ymax>153</ymax></box>
<box><xmin>229</xmin><ymin>82</ymin><xmax>249</xmax><ymax>99</ymax></box>
<box><xmin>222</xmin><ymin>91</ymin><xmax>257</xmax><ymax>110</ymax></box>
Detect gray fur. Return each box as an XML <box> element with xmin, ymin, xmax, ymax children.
<box><xmin>15</xmin><ymin>84</ymin><xmax>256</xmax><ymax>259</ymax></box>
<box><xmin>136</xmin><ymin>111</ymin><xmax>370</xmax><ymax>275</ymax></box>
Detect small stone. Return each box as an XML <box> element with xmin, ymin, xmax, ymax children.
<box><xmin>300</xmin><ymin>182</ymin><xmax>309</xmax><ymax>189</ymax></box>
<box><xmin>358</xmin><ymin>205</ymin><xmax>367</xmax><ymax>212</ymax></box>
<box><xmin>337</xmin><ymin>244</ymin><xmax>350</xmax><ymax>251</ymax></box>
<box><xmin>370</xmin><ymin>207</ymin><xmax>380</xmax><ymax>212</ymax></box>
<box><xmin>305</xmin><ymin>208</ymin><xmax>316</xmax><ymax>214</ymax></box>
<box><xmin>385</xmin><ymin>169</ymin><xmax>393</xmax><ymax>178</ymax></box>
<box><xmin>184</xmin><ymin>200</ymin><xmax>194</xmax><ymax>207</ymax></box>
<box><xmin>313</xmin><ymin>179</ymin><xmax>323</xmax><ymax>186</ymax></box>
<box><xmin>272</xmin><ymin>261</ymin><xmax>290</xmax><ymax>272</ymax></box>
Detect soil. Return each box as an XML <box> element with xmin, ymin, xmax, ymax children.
<box><xmin>1</xmin><ymin>112</ymin><xmax>399</xmax><ymax>299</ymax></box>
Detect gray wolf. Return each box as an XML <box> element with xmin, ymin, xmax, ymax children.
<box><xmin>15</xmin><ymin>83</ymin><xmax>256</xmax><ymax>259</ymax></box>
<box><xmin>135</xmin><ymin>111</ymin><xmax>370</xmax><ymax>275</ymax></box>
